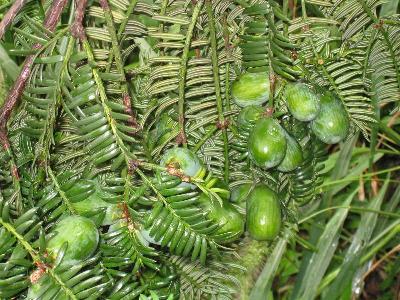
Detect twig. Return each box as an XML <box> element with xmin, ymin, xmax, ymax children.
<box><xmin>100</xmin><ymin>0</ymin><xmax>140</xmax><ymax>132</ymax></box>
<box><xmin>70</xmin><ymin>0</ymin><xmax>88</xmax><ymax>40</ymax></box>
<box><xmin>362</xmin><ymin>244</ymin><xmax>400</xmax><ymax>281</ymax></box>
<box><xmin>0</xmin><ymin>0</ymin><xmax>68</xmax><ymax>151</ymax></box>
<box><xmin>0</xmin><ymin>0</ymin><xmax>28</xmax><ymax>40</ymax></box>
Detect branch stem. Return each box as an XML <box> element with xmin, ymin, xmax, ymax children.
<box><xmin>206</xmin><ymin>0</ymin><xmax>229</xmax><ymax>182</ymax></box>
<box><xmin>177</xmin><ymin>0</ymin><xmax>203</xmax><ymax>146</ymax></box>
<box><xmin>0</xmin><ymin>0</ymin><xmax>68</xmax><ymax>150</ymax></box>
<box><xmin>0</xmin><ymin>0</ymin><xmax>27</xmax><ymax>39</ymax></box>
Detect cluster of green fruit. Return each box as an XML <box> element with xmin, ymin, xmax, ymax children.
<box><xmin>154</xmin><ymin>148</ymin><xmax>281</xmax><ymax>243</ymax></box>
<box><xmin>227</xmin><ymin>72</ymin><xmax>351</xmax><ymax>240</ymax></box>
<box><xmin>232</xmin><ymin>72</ymin><xmax>350</xmax><ymax>171</ymax></box>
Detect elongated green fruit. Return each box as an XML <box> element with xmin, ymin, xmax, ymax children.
<box><xmin>248</xmin><ymin>118</ymin><xmax>287</xmax><ymax>169</ymax></box>
<box><xmin>310</xmin><ymin>93</ymin><xmax>349</xmax><ymax>144</ymax></box>
<box><xmin>199</xmin><ymin>193</ymin><xmax>244</xmax><ymax>243</ymax></box>
<box><xmin>47</xmin><ymin>215</ymin><xmax>99</xmax><ymax>265</ymax></box>
<box><xmin>277</xmin><ymin>132</ymin><xmax>303</xmax><ymax>172</ymax></box>
<box><xmin>285</xmin><ymin>82</ymin><xmax>320</xmax><ymax>121</ymax></box>
<box><xmin>232</xmin><ymin>72</ymin><xmax>270</xmax><ymax>107</ymax></box>
<box><xmin>246</xmin><ymin>185</ymin><xmax>281</xmax><ymax>241</ymax></box>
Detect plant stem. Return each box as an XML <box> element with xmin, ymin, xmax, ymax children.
<box><xmin>206</xmin><ymin>0</ymin><xmax>230</xmax><ymax>182</ymax></box>
<box><xmin>48</xmin><ymin>167</ymin><xmax>77</xmax><ymax>214</ymax></box>
<box><xmin>105</xmin><ymin>0</ymin><xmax>140</xmax><ymax>73</ymax></box>
<box><xmin>0</xmin><ymin>217</ymin><xmax>78</xmax><ymax>299</ymax></box>
<box><xmin>71</xmin><ymin>0</ymin><xmax>135</xmax><ymax>165</ymax></box>
<box><xmin>0</xmin><ymin>0</ymin><xmax>68</xmax><ymax>149</ymax></box>
<box><xmin>177</xmin><ymin>0</ymin><xmax>203</xmax><ymax>147</ymax></box>
<box><xmin>0</xmin><ymin>0</ymin><xmax>28</xmax><ymax>39</ymax></box>
<box><xmin>100</xmin><ymin>0</ymin><xmax>139</xmax><ymax>130</ymax></box>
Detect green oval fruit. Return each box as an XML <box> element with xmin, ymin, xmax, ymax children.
<box><xmin>285</xmin><ymin>82</ymin><xmax>320</xmax><ymax>121</ymax></box>
<box><xmin>237</xmin><ymin>106</ymin><xmax>264</xmax><ymax>128</ymax></box>
<box><xmin>160</xmin><ymin>147</ymin><xmax>204</xmax><ymax>178</ymax></box>
<box><xmin>47</xmin><ymin>215</ymin><xmax>99</xmax><ymax>265</ymax></box>
<box><xmin>246</xmin><ymin>185</ymin><xmax>281</xmax><ymax>241</ymax></box>
<box><xmin>310</xmin><ymin>93</ymin><xmax>349</xmax><ymax>144</ymax></box>
<box><xmin>277</xmin><ymin>133</ymin><xmax>303</xmax><ymax>172</ymax></box>
<box><xmin>232</xmin><ymin>72</ymin><xmax>270</xmax><ymax>107</ymax></box>
<box><xmin>230</xmin><ymin>183</ymin><xmax>253</xmax><ymax>209</ymax></box>
<box><xmin>199</xmin><ymin>193</ymin><xmax>244</xmax><ymax>243</ymax></box>
<box><xmin>248</xmin><ymin>118</ymin><xmax>287</xmax><ymax>169</ymax></box>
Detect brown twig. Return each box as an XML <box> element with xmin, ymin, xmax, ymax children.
<box><xmin>70</xmin><ymin>0</ymin><xmax>88</xmax><ymax>40</ymax></box>
<box><xmin>0</xmin><ymin>0</ymin><xmax>28</xmax><ymax>40</ymax></box>
<box><xmin>362</xmin><ymin>244</ymin><xmax>400</xmax><ymax>281</ymax></box>
<box><xmin>123</xmin><ymin>93</ymin><xmax>140</xmax><ymax>132</ymax></box>
<box><xmin>0</xmin><ymin>0</ymin><xmax>68</xmax><ymax>151</ymax></box>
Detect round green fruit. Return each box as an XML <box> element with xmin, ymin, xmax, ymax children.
<box><xmin>237</xmin><ymin>105</ymin><xmax>264</xmax><ymax>128</ymax></box>
<box><xmin>232</xmin><ymin>72</ymin><xmax>270</xmax><ymax>107</ymax></box>
<box><xmin>248</xmin><ymin>118</ymin><xmax>287</xmax><ymax>169</ymax></box>
<box><xmin>199</xmin><ymin>193</ymin><xmax>244</xmax><ymax>243</ymax></box>
<box><xmin>310</xmin><ymin>93</ymin><xmax>349</xmax><ymax>144</ymax></box>
<box><xmin>160</xmin><ymin>147</ymin><xmax>204</xmax><ymax>178</ymax></box>
<box><xmin>47</xmin><ymin>215</ymin><xmax>99</xmax><ymax>265</ymax></box>
<box><xmin>277</xmin><ymin>133</ymin><xmax>303</xmax><ymax>172</ymax></box>
<box><xmin>284</xmin><ymin>82</ymin><xmax>320</xmax><ymax>121</ymax></box>
<box><xmin>246</xmin><ymin>185</ymin><xmax>281</xmax><ymax>241</ymax></box>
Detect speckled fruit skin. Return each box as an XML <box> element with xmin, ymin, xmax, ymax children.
<box><xmin>310</xmin><ymin>93</ymin><xmax>349</xmax><ymax>144</ymax></box>
<box><xmin>285</xmin><ymin>82</ymin><xmax>320</xmax><ymax>121</ymax></box>
<box><xmin>199</xmin><ymin>193</ymin><xmax>244</xmax><ymax>243</ymax></box>
<box><xmin>47</xmin><ymin>215</ymin><xmax>99</xmax><ymax>265</ymax></box>
<box><xmin>277</xmin><ymin>133</ymin><xmax>303</xmax><ymax>172</ymax></box>
<box><xmin>231</xmin><ymin>72</ymin><xmax>270</xmax><ymax>107</ymax></box>
<box><xmin>248</xmin><ymin>118</ymin><xmax>287</xmax><ymax>169</ymax></box>
<box><xmin>246</xmin><ymin>185</ymin><xmax>281</xmax><ymax>241</ymax></box>
<box><xmin>160</xmin><ymin>147</ymin><xmax>204</xmax><ymax>178</ymax></box>
<box><xmin>237</xmin><ymin>106</ymin><xmax>264</xmax><ymax>127</ymax></box>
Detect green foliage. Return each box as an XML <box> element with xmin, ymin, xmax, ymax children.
<box><xmin>0</xmin><ymin>0</ymin><xmax>399</xmax><ymax>299</ymax></box>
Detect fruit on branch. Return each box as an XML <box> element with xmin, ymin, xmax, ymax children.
<box><xmin>246</xmin><ymin>185</ymin><xmax>281</xmax><ymax>241</ymax></box>
<box><xmin>160</xmin><ymin>147</ymin><xmax>205</xmax><ymax>188</ymax></box>
<box><xmin>277</xmin><ymin>132</ymin><xmax>303</xmax><ymax>172</ymax></box>
<box><xmin>232</xmin><ymin>106</ymin><xmax>265</xmax><ymax>160</ymax></box>
<box><xmin>237</xmin><ymin>105</ymin><xmax>265</xmax><ymax>127</ymax></box>
<box><xmin>310</xmin><ymin>93</ymin><xmax>349</xmax><ymax>144</ymax></box>
<box><xmin>199</xmin><ymin>193</ymin><xmax>244</xmax><ymax>243</ymax></box>
<box><xmin>231</xmin><ymin>72</ymin><xmax>270</xmax><ymax>107</ymax></box>
<box><xmin>47</xmin><ymin>215</ymin><xmax>99</xmax><ymax>266</ymax></box>
<box><xmin>230</xmin><ymin>183</ymin><xmax>253</xmax><ymax>210</ymax></box>
<box><xmin>248</xmin><ymin>117</ymin><xmax>287</xmax><ymax>168</ymax></box>
<box><xmin>284</xmin><ymin>82</ymin><xmax>320</xmax><ymax>121</ymax></box>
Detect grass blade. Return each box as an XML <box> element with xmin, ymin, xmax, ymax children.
<box><xmin>290</xmin><ymin>188</ymin><xmax>357</xmax><ymax>300</ymax></box>
<box><xmin>249</xmin><ymin>229</ymin><xmax>290</xmax><ymax>299</ymax></box>
<box><xmin>322</xmin><ymin>175</ymin><xmax>390</xmax><ymax>300</ymax></box>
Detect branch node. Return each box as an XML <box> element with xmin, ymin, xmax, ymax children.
<box><xmin>216</xmin><ymin>119</ymin><xmax>230</xmax><ymax>130</ymax></box>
